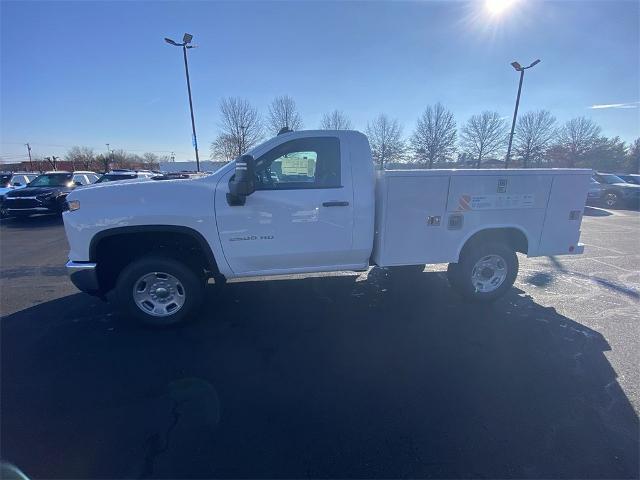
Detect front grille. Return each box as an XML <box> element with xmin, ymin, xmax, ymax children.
<box><xmin>5</xmin><ymin>198</ymin><xmax>40</xmax><ymax>209</ymax></box>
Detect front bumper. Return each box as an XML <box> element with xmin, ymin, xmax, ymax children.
<box><xmin>4</xmin><ymin>195</ymin><xmax>65</xmax><ymax>215</ymax></box>
<box><xmin>6</xmin><ymin>206</ymin><xmax>57</xmax><ymax>215</ymax></box>
<box><xmin>66</xmin><ymin>261</ymin><xmax>100</xmax><ymax>293</ymax></box>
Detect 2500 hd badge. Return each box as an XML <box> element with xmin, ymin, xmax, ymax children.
<box><xmin>229</xmin><ymin>235</ymin><xmax>275</xmax><ymax>242</ymax></box>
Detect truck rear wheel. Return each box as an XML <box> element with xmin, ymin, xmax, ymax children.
<box><xmin>115</xmin><ymin>256</ymin><xmax>204</xmax><ymax>326</ymax></box>
<box><xmin>447</xmin><ymin>242</ymin><xmax>518</xmax><ymax>302</ymax></box>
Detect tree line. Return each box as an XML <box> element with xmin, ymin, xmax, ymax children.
<box><xmin>210</xmin><ymin>95</ymin><xmax>639</xmax><ymax>173</ymax></box>
<box><xmin>42</xmin><ymin>147</ymin><xmax>169</xmax><ymax>172</ymax></box>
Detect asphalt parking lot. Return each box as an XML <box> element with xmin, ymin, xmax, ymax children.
<box><xmin>1</xmin><ymin>209</ymin><xmax>638</xmax><ymax>479</ymax></box>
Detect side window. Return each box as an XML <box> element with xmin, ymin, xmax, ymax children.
<box><xmin>254</xmin><ymin>137</ymin><xmax>340</xmax><ymax>190</ymax></box>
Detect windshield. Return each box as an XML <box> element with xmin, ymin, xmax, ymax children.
<box><xmin>594</xmin><ymin>173</ymin><xmax>626</xmax><ymax>184</ymax></box>
<box><xmin>95</xmin><ymin>173</ymin><xmax>137</xmax><ymax>183</ymax></box>
<box><xmin>28</xmin><ymin>173</ymin><xmax>73</xmax><ymax>187</ymax></box>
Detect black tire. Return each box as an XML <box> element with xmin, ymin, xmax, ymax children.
<box><xmin>115</xmin><ymin>255</ymin><xmax>204</xmax><ymax>326</ymax></box>
<box><xmin>447</xmin><ymin>242</ymin><xmax>518</xmax><ymax>302</ymax></box>
<box><xmin>603</xmin><ymin>191</ymin><xmax>619</xmax><ymax>209</ymax></box>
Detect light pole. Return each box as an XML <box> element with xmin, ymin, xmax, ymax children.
<box><xmin>240</xmin><ymin>125</ymin><xmax>246</xmax><ymax>156</ymax></box>
<box><xmin>505</xmin><ymin>59</ymin><xmax>540</xmax><ymax>168</ymax></box>
<box><xmin>106</xmin><ymin>143</ymin><xmax>112</xmax><ymax>171</ymax></box>
<box><xmin>25</xmin><ymin>143</ymin><xmax>33</xmax><ymax>171</ymax></box>
<box><xmin>165</xmin><ymin>33</ymin><xmax>200</xmax><ymax>172</ymax></box>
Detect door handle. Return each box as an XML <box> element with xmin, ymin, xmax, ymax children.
<box><xmin>322</xmin><ymin>201</ymin><xmax>350</xmax><ymax>207</ymax></box>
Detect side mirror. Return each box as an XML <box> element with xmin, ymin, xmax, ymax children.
<box><xmin>13</xmin><ymin>183</ymin><xmax>22</xmax><ymax>187</ymax></box>
<box><xmin>227</xmin><ymin>154</ymin><xmax>256</xmax><ymax>205</ymax></box>
<box><xmin>74</xmin><ymin>181</ymin><xmax>83</xmax><ymax>187</ymax></box>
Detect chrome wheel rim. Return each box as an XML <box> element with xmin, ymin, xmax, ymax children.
<box><xmin>605</xmin><ymin>193</ymin><xmax>617</xmax><ymax>207</ymax></box>
<box><xmin>471</xmin><ymin>254</ymin><xmax>507</xmax><ymax>293</ymax></box>
<box><xmin>132</xmin><ymin>271</ymin><xmax>186</xmax><ymax>317</ymax></box>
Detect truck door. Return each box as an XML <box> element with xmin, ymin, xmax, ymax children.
<box><xmin>215</xmin><ymin>136</ymin><xmax>355</xmax><ymax>275</ymax></box>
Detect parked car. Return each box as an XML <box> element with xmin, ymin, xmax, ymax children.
<box><xmin>614</xmin><ymin>173</ymin><xmax>640</xmax><ymax>185</ymax></box>
<box><xmin>63</xmin><ymin>130</ymin><xmax>590</xmax><ymax>326</ymax></box>
<box><xmin>586</xmin><ymin>177</ymin><xmax>604</xmax><ymax>205</ymax></box>
<box><xmin>151</xmin><ymin>171</ymin><xmax>208</xmax><ymax>181</ymax></box>
<box><xmin>94</xmin><ymin>170</ymin><xmax>155</xmax><ymax>183</ymax></box>
<box><xmin>72</xmin><ymin>171</ymin><xmax>99</xmax><ymax>186</ymax></box>
<box><xmin>0</xmin><ymin>172</ymin><xmax>38</xmax><ymax>194</ymax></box>
<box><xmin>0</xmin><ymin>172</ymin><xmax>39</xmax><ymax>217</ymax></box>
<box><xmin>3</xmin><ymin>171</ymin><xmax>77</xmax><ymax>217</ymax></box>
<box><xmin>592</xmin><ymin>172</ymin><xmax>640</xmax><ymax>208</ymax></box>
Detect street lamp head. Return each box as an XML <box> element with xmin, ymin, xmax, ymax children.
<box><xmin>183</xmin><ymin>33</ymin><xmax>193</xmax><ymax>44</ymax></box>
<box><xmin>164</xmin><ymin>37</ymin><xmax>181</xmax><ymax>46</ymax></box>
<box><xmin>511</xmin><ymin>61</ymin><xmax>523</xmax><ymax>71</ymax></box>
<box><xmin>528</xmin><ymin>59</ymin><xmax>541</xmax><ymax>68</ymax></box>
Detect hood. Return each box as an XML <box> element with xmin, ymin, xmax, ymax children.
<box><xmin>5</xmin><ymin>186</ymin><xmax>71</xmax><ymax>197</ymax></box>
<box><xmin>66</xmin><ymin>172</ymin><xmax>217</xmax><ymax>203</ymax></box>
<box><xmin>82</xmin><ymin>177</ymin><xmax>153</xmax><ymax>190</ymax></box>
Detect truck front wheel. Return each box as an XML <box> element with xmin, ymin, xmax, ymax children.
<box><xmin>115</xmin><ymin>256</ymin><xmax>204</xmax><ymax>326</ymax></box>
<box><xmin>447</xmin><ymin>242</ymin><xmax>518</xmax><ymax>302</ymax></box>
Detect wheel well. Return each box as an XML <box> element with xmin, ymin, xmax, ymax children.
<box><xmin>459</xmin><ymin>228</ymin><xmax>528</xmax><ymax>259</ymax></box>
<box><xmin>91</xmin><ymin>228</ymin><xmax>218</xmax><ymax>293</ymax></box>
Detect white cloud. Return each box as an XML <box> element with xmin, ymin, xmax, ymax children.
<box><xmin>589</xmin><ymin>101</ymin><xmax>640</xmax><ymax>110</ymax></box>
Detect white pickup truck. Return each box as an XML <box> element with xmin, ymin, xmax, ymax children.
<box><xmin>63</xmin><ymin>130</ymin><xmax>590</xmax><ymax>325</ymax></box>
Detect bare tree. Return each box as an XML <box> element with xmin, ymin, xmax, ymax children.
<box><xmin>210</xmin><ymin>133</ymin><xmax>238</xmax><ymax>162</ymax></box>
<box><xmin>66</xmin><ymin>146</ymin><xmax>96</xmax><ymax>170</ymax></box>
<box><xmin>320</xmin><ymin>110</ymin><xmax>352</xmax><ymax>130</ymax></box>
<box><xmin>215</xmin><ymin>97</ymin><xmax>263</xmax><ymax>157</ymax></box>
<box><xmin>142</xmin><ymin>152</ymin><xmax>160</xmax><ymax>169</ymax></box>
<box><xmin>410</xmin><ymin>103</ymin><xmax>457</xmax><ymax>168</ymax></box>
<box><xmin>268</xmin><ymin>95</ymin><xmax>303</xmax><ymax>135</ymax></box>
<box><xmin>627</xmin><ymin>138</ymin><xmax>640</xmax><ymax>173</ymax></box>
<box><xmin>514</xmin><ymin>110</ymin><xmax>557</xmax><ymax>167</ymax></box>
<box><xmin>44</xmin><ymin>156</ymin><xmax>60</xmax><ymax>170</ymax></box>
<box><xmin>109</xmin><ymin>149</ymin><xmax>130</xmax><ymax>169</ymax></box>
<box><xmin>95</xmin><ymin>154</ymin><xmax>110</xmax><ymax>173</ymax></box>
<box><xmin>556</xmin><ymin>117</ymin><xmax>601</xmax><ymax>167</ymax></box>
<box><xmin>460</xmin><ymin>111</ymin><xmax>507</xmax><ymax>168</ymax></box>
<box><xmin>366</xmin><ymin>114</ymin><xmax>405</xmax><ymax>169</ymax></box>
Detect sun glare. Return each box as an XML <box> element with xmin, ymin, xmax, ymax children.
<box><xmin>485</xmin><ymin>0</ymin><xmax>517</xmax><ymax>16</ymax></box>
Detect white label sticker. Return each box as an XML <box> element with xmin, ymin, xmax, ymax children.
<box><xmin>459</xmin><ymin>194</ymin><xmax>535</xmax><ymax>210</ymax></box>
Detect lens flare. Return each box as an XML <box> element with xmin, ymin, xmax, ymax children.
<box><xmin>485</xmin><ymin>0</ymin><xmax>517</xmax><ymax>16</ymax></box>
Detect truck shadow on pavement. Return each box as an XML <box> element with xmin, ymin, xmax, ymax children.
<box><xmin>1</xmin><ymin>269</ymin><xmax>638</xmax><ymax>479</ymax></box>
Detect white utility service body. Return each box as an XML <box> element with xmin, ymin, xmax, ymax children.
<box><xmin>373</xmin><ymin>168</ymin><xmax>587</xmax><ymax>266</ymax></box>
<box><xmin>63</xmin><ymin>130</ymin><xmax>590</xmax><ymax>325</ymax></box>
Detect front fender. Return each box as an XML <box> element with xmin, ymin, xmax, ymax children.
<box><xmin>63</xmin><ymin>176</ymin><xmax>232</xmax><ymax>276</ymax></box>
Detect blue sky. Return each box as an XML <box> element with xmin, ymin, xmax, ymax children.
<box><xmin>1</xmin><ymin>0</ymin><xmax>638</xmax><ymax>162</ymax></box>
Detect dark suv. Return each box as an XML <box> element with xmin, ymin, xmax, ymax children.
<box><xmin>3</xmin><ymin>172</ymin><xmax>75</xmax><ymax>217</ymax></box>
<box><xmin>592</xmin><ymin>172</ymin><xmax>640</xmax><ymax>208</ymax></box>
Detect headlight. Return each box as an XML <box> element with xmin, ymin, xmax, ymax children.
<box><xmin>66</xmin><ymin>200</ymin><xmax>80</xmax><ymax>211</ymax></box>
